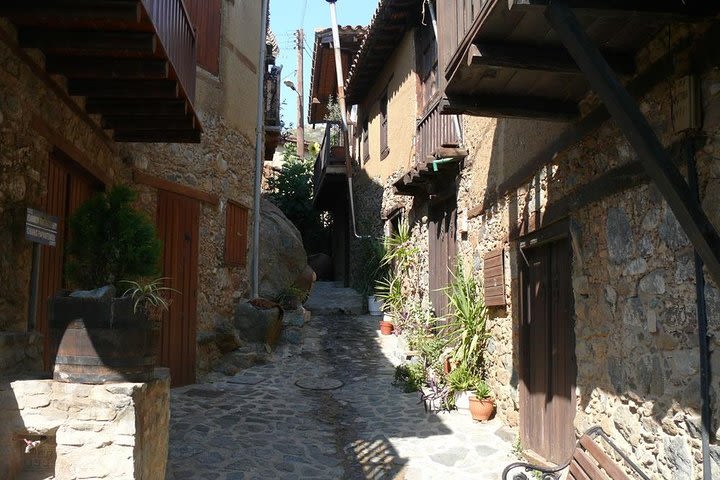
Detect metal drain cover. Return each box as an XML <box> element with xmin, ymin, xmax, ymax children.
<box><xmin>295</xmin><ymin>377</ymin><xmax>344</xmax><ymax>390</ymax></box>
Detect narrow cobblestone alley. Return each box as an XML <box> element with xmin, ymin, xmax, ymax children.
<box><xmin>166</xmin><ymin>310</ymin><xmax>514</xmax><ymax>480</ymax></box>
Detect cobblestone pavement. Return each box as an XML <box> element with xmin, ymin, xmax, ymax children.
<box><xmin>166</xmin><ymin>314</ymin><xmax>515</xmax><ymax>480</ymax></box>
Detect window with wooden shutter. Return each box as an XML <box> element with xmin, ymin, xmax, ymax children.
<box><xmin>225</xmin><ymin>201</ymin><xmax>248</xmax><ymax>266</ymax></box>
<box><xmin>185</xmin><ymin>0</ymin><xmax>222</xmax><ymax>75</ymax></box>
<box><xmin>484</xmin><ymin>249</ymin><xmax>506</xmax><ymax>307</ymax></box>
<box><xmin>380</xmin><ymin>91</ymin><xmax>389</xmax><ymax>160</ymax></box>
<box><xmin>362</xmin><ymin>117</ymin><xmax>369</xmax><ymax>163</ymax></box>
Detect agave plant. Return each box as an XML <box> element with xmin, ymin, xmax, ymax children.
<box><xmin>121</xmin><ymin>277</ymin><xmax>179</xmax><ymax>320</ymax></box>
<box><xmin>440</xmin><ymin>261</ymin><xmax>490</xmax><ymax>375</ymax></box>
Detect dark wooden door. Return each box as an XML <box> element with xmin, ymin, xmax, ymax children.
<box><xmin>157</xmin><ymin>190</ymin><xmax>199</xmax><ymax>387</ymax></box>
<box><xmin>38</xmin><ymin>151</ymin><xmax>101</xmax><ymax>369</ymax></box>
<box><xmin>429</xmin><ymin>197</ymin><xmax>457</xmax><ymax>317</ymax></box>
<box><xmin>519</xmin><ymin>238</ymin><xmax>576</xmax><ymax>464</ymax></box>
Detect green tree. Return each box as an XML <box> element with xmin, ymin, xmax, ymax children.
<box><xmin>266</xmin><ymin>144</ymin><xmax>330</xmax><ymax>254</ymax></box>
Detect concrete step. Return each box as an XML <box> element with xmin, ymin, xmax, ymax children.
<box><xmin>304</xmin><ymin>281</ymin><xmax>366</xmax><ymax>315</ymax></box>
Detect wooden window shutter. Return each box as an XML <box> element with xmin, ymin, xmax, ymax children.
<box><xmin>362</xmin><ymin>117</ymin><xmax>369</xmax><ymax>162</ymax></box>
<box><xmin>225</xmin><ymin>201</ymin><xmax>248</xmax><ymax>266</ymax></box>
<box><xmin>185</xmin><ymin>0</ymin><xmax>221</xmax><ymax>74</ymax></box>
<box><xmin>380</xmin><ymin>92</ymin><xmax>389</xmax><ymax>159</ymax></box>
<box><xmin>484</xmin><ymin>249</ymin><xmax>506</xmax><ymax>307</ymax></box>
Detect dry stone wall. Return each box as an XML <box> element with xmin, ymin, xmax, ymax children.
<box><xmin>0</xmin><ymin>371</ymin><xmax>170</xmax><ymax>479</ymax></box>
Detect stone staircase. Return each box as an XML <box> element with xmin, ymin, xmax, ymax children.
<box><xmin>304</xmin><ymin>281</ymin><xmax>366</xmax><ymax>315</ymax></box>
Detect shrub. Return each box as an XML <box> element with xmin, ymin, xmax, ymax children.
<box><xmin>393</xmin><ymin>362</ymin><xmax>425</xmax><ymax>393</ymax></box>
<box><xmin>65</xmin><ymin>185</ymin><xmax>161</xmax><ymax>290</ymax></box>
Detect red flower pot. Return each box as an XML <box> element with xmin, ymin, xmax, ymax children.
<box><xmin>468</xmin><ymin>396</ymin><xmax>495</xmax><ymax>421</ymax></box>
<box><xmin>379</xmin><ymin>320</ymin><xmax>394</xmax><ymax>335</ymax></box>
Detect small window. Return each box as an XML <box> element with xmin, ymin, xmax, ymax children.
<box><xmin>225</xmin><ymin>201</ymin><xmax>248</xmax><ymax>266</ymax></box>
<box><xmin>362</xmin><ymin>117</ymin><xmax>369</xmax><ymax>163</ymax></box>
<box><xmin>380</xmin><ymin>92</ymin><xmax>389</xmax><ymax>160</ymax></box>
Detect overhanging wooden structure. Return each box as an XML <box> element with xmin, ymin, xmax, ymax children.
<box><xmin>0</xmin><ymin>0</ymin><xmax>202</xmax><ymax>143</ymax></box>
<box><xmin>438</xmin><ymin>0</ymin><xmax>718</xmax><ymax>121</ymax></box>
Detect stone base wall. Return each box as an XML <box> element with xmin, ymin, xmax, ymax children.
<box><xmin>0</xmin><ymin>370</ymin><xmax>170</xmax><ymax>479</ymax></box>
<box><xmin>0</xmin><ymin>333</ymin><xmax>42</xmax><ymax>376</ymax></box>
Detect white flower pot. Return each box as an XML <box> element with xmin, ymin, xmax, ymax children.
<box><xmin>454</xmin><ymin>390</ymin><xmax>473</xmax><ymax>410</ymax></box>
<box><xmin>368</xmin><ymin>295</ymin><xmax>384</xmax><ymax>316</ymax></box>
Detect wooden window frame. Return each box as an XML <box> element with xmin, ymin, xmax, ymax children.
<box><xmin>362</xmin><ymin>116</ymin><xmax>370</xmax><ymax>163</ymax></box>
<box><xmin>380</xmin><ymin>91</ymin><xmax>389</xmax><ymax>160</ymax></box>
<box><xmin>185</xmin><ymin>0</ymin><xmax>222</xmax><ymax>75</ymax></box>
<box><xmin>225</xmin><ymin>200</ymin><xmax>249</xmax><ymax>267</ymax></box>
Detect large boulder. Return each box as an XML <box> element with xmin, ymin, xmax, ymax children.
<box><xmin>233</xmin><ymin>299</ymin><xmax>283</xmax><ymax>345</ymax></box>
<box><xmin>259</xmin><ymin>198</ymin><xmax>310</xmax><ymax>300</ymax></box>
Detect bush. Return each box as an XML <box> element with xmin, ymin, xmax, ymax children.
<box><xmin>394</xmin><ymin>362</ymin><xmax>425</xmax><ymax>393</ymax></box>
<box><xmin>65</xmin><ymin>185</ymin><xmax>161</xmax><ymax>290</ymax></box>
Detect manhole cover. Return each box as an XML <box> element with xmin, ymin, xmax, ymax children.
<box><xmin>295</xmin><ymin>377</ymin><xmax>344</xmax><ymax>390</ymax></box>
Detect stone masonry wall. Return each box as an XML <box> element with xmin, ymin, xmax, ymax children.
<box><xmin>453</xmin><ymin>23</ymin><xmax>720</xmax><ymax>479</ymax></box>
<box><xmin>0</xmin><ymin>19</ymin><xmax>123</xmax><ymax>335</ymax></box>
<box><xmin>123</xmin><ymin>111</ymin><xmax>256</xmax><ymax>376</ymax></box>
<box><xmin>0</xmin><ymin>371</ymin><xmax>170</xmax><ymax>479</ymax></box>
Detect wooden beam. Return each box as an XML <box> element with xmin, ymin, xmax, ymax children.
<box><xmin>509</xmin><ymin>0</ymin><xmax>720</xmax><ymax>17</ymax></box>
<box><xmin>18</xmin><ymin>28</ymin><xmax>157</xmax><ymax>55</ymax></box>
<box><xmin>68</xmin><ymin>79</ymin><xmax>179</xmax><ymax>99</ymax></box>
<box><xmin>0</xmin><ymin>24</ymin><xmax>114</xmax><ymax>150</ymax></box>
<box><xmin>101</xmin><ymin>115</ymin><xmax>195</xmax><ymax>131</ymax></box>
<box><xmin>115</xmin><ymin>129</ymin><xmax>201</xmax><ymax>143</ymax></box>
<box><xmin>0</xmin><ymin>1</ymin><xmax>141</xmax><ymax>24</ymax></box>
<box><xmin>467</xmin><ymin>42</ymin><xmax>635</xmax><ymax>75</ymax></box>
<box><xmin>443</xmin><ymin>94</ymin><xmax>579</xmax><ymax>121</ymax></box>
<box><xmin>85</xmin><ymin>98</ymin><xmax>188</xmax><ymax>116</ymax></box>
<box><xmin>31</xmin><ymin>115</ymin><xmax>112</xmax><ymax>186</ymax></box>
<box><xmin>133</xmin><ymin>169</ymin><xmax>217</xmax><ymax>204</ymax></box>
<box><xmin>46</xmin><ymin>56</ymin><xmax>169</xmax><ymax>80</ymax></box>
<box><xmin>546</xmin><ymin>1</ymin><xmax>720</xmax><ymax>286</ymax></box>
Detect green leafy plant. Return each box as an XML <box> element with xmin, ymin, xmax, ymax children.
<box><xmin>65</xmin><ymin>185</ymin><xmax>161</xmax><ymax>290</ymax></box>
<box><xmin>357</xmin><ymin>237</ymin><xmax>388</xmax><ymax>296</ymax></box>
<box><xmin>375</xmin><ymin>274</ymin><xmax>403</xmax><ymax>318</ymax></box>
<box><xmin>375</xmin><ymin>219</ymin><xmax>419</xmax><ymax>319</ymax></box>
<box><xmin>393</xmin><ymin>362</ymin><xmax>425</xmax><ymax>393</ymax></box>
<box><xmin>266</xmin><ymin>143</ymin><xmax>330</xmax><ymax>255</ymax></box>
<box><xmin>440</xmin><ymin>261</ymin><xmax>490</xmax><ymax>375</ymax></box>
<box><xmin>414</xmin><ymin>334</ymin><xmax>446</xmax><ymax>375</ymax></box>
<box><xmin>121</xmin><ymin>278</ymin><xmax>178</xmax><ymax>320</ymax></box>
<box><xmin>472</xmin><ymin>379</ymin><xmax>492</xmax><ymax>399</ymax></box>
<box><xmin>447</xmin><ymin>364</ymin><xmax>474</xmax><ymax>393</ymax></box>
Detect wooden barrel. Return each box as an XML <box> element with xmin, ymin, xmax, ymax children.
<box><xmin>50</xmin><ymin>292</ymin><xmax>159</xmax><ymax>384</ymax></box>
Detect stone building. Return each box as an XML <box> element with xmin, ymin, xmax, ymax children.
<box><xmin>0</xmin><ymin>2</ymin><xmax>279</xmax><ymax>477</ymax></box>
<box><xmin>312</xmin><ymin>0</ymin><xmax>720</xmax><ymax>477</ymax></box>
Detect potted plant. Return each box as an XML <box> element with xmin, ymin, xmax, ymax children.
<box><xmin>447</xmin><ymin>364</ymin><xmax>475</xmax><ymax>410</ymax></box>
<box><xmin>374</xmin><ymin>220</ymin><xmax>418</xmax><ymax>333</ymax></box>
<box><xmin>50</xmin><ymin>185</ymin><xmax>168</xmax><ymax>384</ymax></box>
<box><xmin>359</xmin><ymin>237</ymin><xmax>387</xmax><ymax>316</ymax></box>
<box><xmin>468</xmin><ymin>379</ymin><xmax>495</xmax><ymax>421</ymax></box>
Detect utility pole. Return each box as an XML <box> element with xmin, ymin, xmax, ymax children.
<box><xmin>296</xmin><ymin>29</ymin><xmax>305</xmax><ymax>159</ymax></box>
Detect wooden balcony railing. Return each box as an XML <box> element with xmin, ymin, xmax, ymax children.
<box><xmin>415</xmin><ymin>99</ymin><xmax>460</xmax><ymax>166</ymax></box>
<box><xmin>141</xmin><ymin>0</ymin><xmax>197</xmax><ymax>105</ymax></box>
<box><xmin>313</xmin><ymin>121</ymin><xmax>346</xmax><ymax>198</ymax></box>
<box><xmin>436</xmin><ymin>0</ymin><xmax>493</xmax><ymax>80</ymax></box>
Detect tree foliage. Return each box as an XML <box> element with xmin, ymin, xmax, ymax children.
<box><xmin>65</xmin><ymin>185</ymin><xmax>161</xmax><ymax>290</ymax></box>
<box><xmin>266</xmin><ymin>144</ymin><xmax>330</xmax><ymax>254</ymax></box>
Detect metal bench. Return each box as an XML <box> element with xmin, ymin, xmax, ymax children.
<box><xmin>502</xmin><ymin>427</ymin><xmax>651</xmax><ymax>480</ymax></box>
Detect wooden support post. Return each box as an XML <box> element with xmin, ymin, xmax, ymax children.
<box><xmin>544</xmin><ymin>2</ymin><xmax>720</xmax><ymax>286</ymax></box>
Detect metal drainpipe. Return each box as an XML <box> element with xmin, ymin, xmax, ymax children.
<box><xmin>251</xmin><ymin>0</ymin><xmax>270</xmax><ymax>298</ymax></box>
<box><xmin>327</xmin><ymin>0</ymin><xmax>370</xmax><ymax>239</ymax></box>
<box><xmin>426</xmin><ymin>0</ymin><xmax>463</xmax><ymax>143</ymax></box>
<box><xmin>686</xmin><ymin>135</ymin><xmax>712</xmax><ymax>480</ymax></box>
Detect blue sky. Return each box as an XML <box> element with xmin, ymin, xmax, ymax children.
<box><xmin>269</xmin><ymin>0</ymin><xmax>376</xmax><ymax>128</ymax></box>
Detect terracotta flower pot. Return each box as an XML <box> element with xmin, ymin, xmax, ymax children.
<box><xmin>468</xmin><ymin>395</ymin><xmax>495</xmax><ymax>421</ymax></box>
<box><xmin>379</xmin><ymin>320</ymin><xmax>394</xmax><ymax>335</ymax></box>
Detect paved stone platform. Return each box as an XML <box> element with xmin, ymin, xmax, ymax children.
<box><xmin>304</xmin><ymin>281</ymin><xmax>366</xmax><ymax>315</ymax></box>
<box><xmin>166</xmin><ymin>313</ymin><xmax>515</xmax><ymax>479</ymax></box>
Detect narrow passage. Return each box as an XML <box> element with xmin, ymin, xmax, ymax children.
<box><xmin>166</xmin><ymin>312</ymin><xmax>513</xmax><ymax>479</ymax></box>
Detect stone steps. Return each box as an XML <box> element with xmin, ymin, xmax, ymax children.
<box><xmin>304</xmin><ymin>281</ymin><xmax>366</xmax><ymax>315</ymax></box>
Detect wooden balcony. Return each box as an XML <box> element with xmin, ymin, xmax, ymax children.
<box><xmin>1</xmin><ymin>0</ymin><xmax>202</xmax><ymax>143</ymax></box>
<box><xmin>395</xmin><ymin>99</ymin><xmax>465</xmax><ymax>196</ymax></box>
<box><xmin>436</xmin><ymin>0</ymin><xmax>719</xmax><ymax>121</ymax></box>
<box><xmin>313</xmin><ymin>121</ymin><xmax>347</xmax><ymax>211</ymax></box>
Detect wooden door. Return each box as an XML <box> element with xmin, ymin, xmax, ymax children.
<box><xmin>429</xmin><ymin>197</ymin><xmax>457</xmax><ymax>317</ymax></box>
<box><xmin>37</xmin><ymin>151</ymin><xmax>101</xmax><ymax>369</ymax></box>
<box><xmin>157</xmin><ymin>190</ymin><xmax>199</xmax><ymax>387</ymax></box>
<box><xmin>519</xmin><ymin>238</ymin><xmax>576</xmax><ymax>464</ymax></box>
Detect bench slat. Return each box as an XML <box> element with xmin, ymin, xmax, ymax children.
<box><xmin>569</xmin><ymin>459</ymin><xmax>592</xmax><ymax>480</ymax></box>
<box><xmin>580</xmin><ymin>435</ymin><xmax>632</xmax><ymax>480</ymax></box>
<box><xmin>574</xmin><ymin>448</ymin><xmax>610</xmax><ymax>480</ymax></box>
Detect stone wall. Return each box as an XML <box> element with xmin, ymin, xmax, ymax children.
<box><xmin>0</xmin><ymin>370</ymin><xmax>170</xmax><ymax>479</ymax></box>
<box><xmin>0</xmin><ymin>19</ymin><xmax>123</xmax><ymax>335</ymax></box>
<box><xmin>124</xmin><ymin>110</ymin><xmax>256</xmax><ymax>375</ymax></box>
